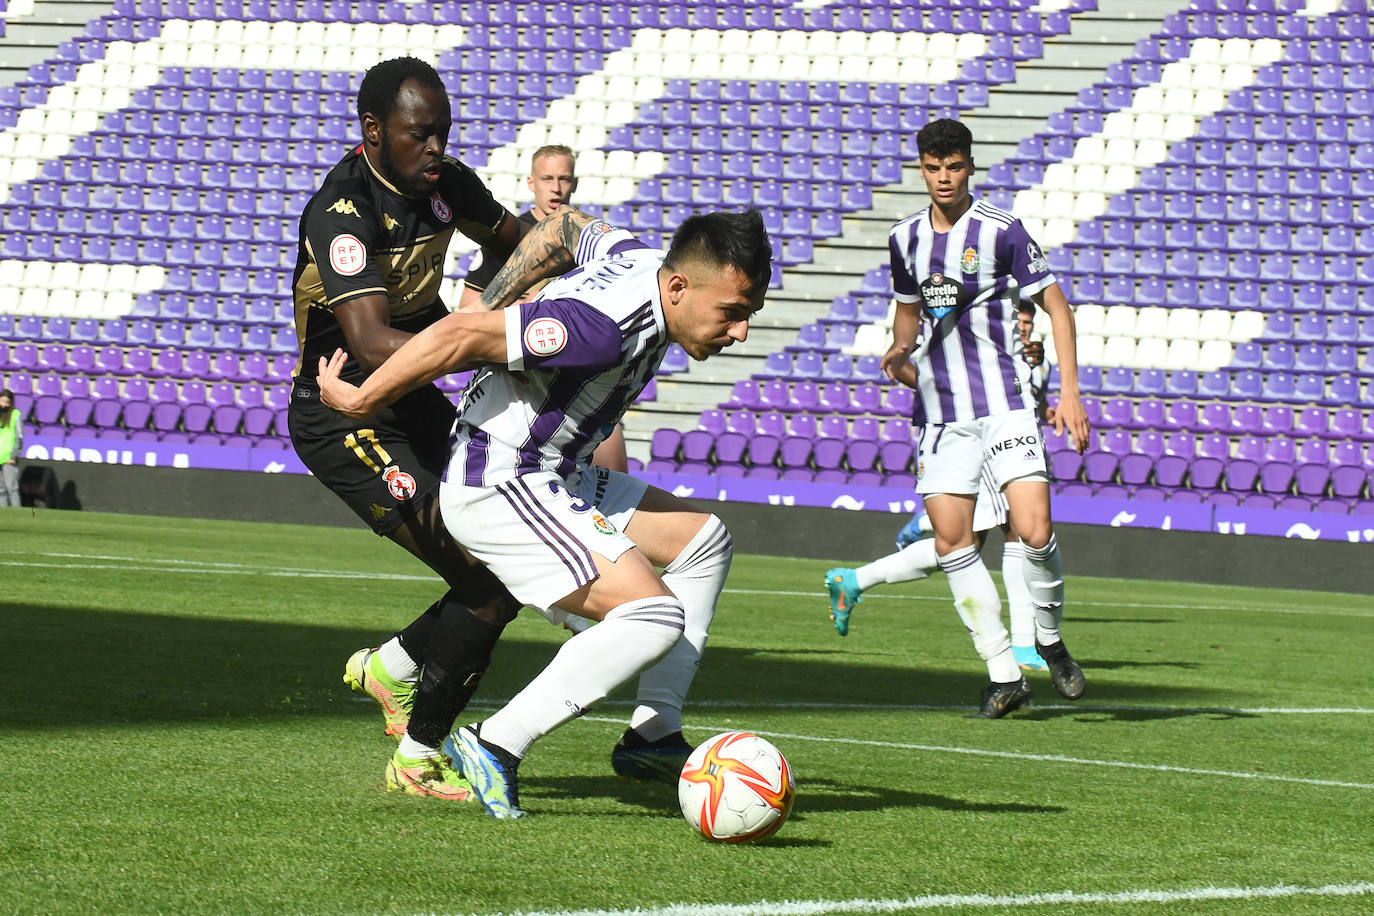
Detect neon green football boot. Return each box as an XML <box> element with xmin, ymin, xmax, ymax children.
<box><xmin>385</xmin><ymin>748</ymin><xmax>475</xmax><ymax>802</ymax></box>
<box><xmin>343</xmin><ymin>647</ymin><xmax>414</xmax><ymax>740</ymax></box>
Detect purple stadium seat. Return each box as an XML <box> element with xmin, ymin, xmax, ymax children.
<box><xmin>724</xmin><ymin>379</ymin><xmax>761</xmax><ymax>410</ymax></box>
<box><xmin>818</xmin><ymin>382</ymin><xmax>850</xmax><ymax>414</ymax></box>
<box><xmin>648</xmin><ymin>429</ymin><xmax>681</xmax><ymax>462</ymax></box>
<box><xmin>1226</xmin><ymin>459</ymin><xmax>1260</xmax><ymax>491</ymax></box>
<box><xmin>1164</xmin><ymin>432</ymin><xmax>1197</xmax><ymax>459</ymax></box>
<box><xmin>242</xmin><ymin>406</ymin><xmax>274</xmax><ymax>437</ymax></box>
<box><xmin>151</xmin><ymin>402</ymin><xmax>183</xmax><ymax>433</ymax></box>
<box><xmin>1264</xmin><ymin>437</ymin><xmax>1297</xmax><ymax>464</ymax></box>
<box><xmin>697</xmin><ymin>409</ymin><xmax>726</xmax><ymax>435</ymax></box>
<box><xmin>878</xmin><ymin>441</ymin><xmax>913</xmax><ymax>475</ymax></box>
<box><xmin>1100</xmin><ymin>430</ymin><xmax>1133</xmax><ymax>456</ymax></box>
<box><xmin>1118</xmin><ymin>454</ymin><xmax>1154</xmax><ymax>486</ymax></box>
<box><xmin>1050</xmin><ymin>451</ymin><xmax>1083</xmax><ymax>481</ymax></box>
<box><xmin>1259</xmin><ymin>461</ymin><xmax>1295</xmax><ymax>494</ymax></box>
<box><xmin>1189</xmin><ymin>457</ymin><xmax>1224</xmax><ymax>489</ymax></box>
<box><xmin>726</xmin><ymin>410</ymin><xmax>757</xmax><ymax>437</ymax></box>
<box><xmin>813</xmin><ymin>438</ymin><xmax>846</xmax><ymax>472</ymax></box>
<box><xmin>1261</xmin><ymin>406</ymin><xmax>1295</xmax><ymax>437</ymax></box>
<box><xmin>1294</xmin><ymin>464</ymin><xmax>1331</xmax><ymax>498</ymax></box>
<box><xmin>1083</xmin><ymin>451</ymin><xmax>1120</xmax><ymax>484</ymax></box>
<box><xmin>1331</xmin><ymin>466</ymin><xmax>1368</xmax><ymax>499</ymax></box>
<box><xmin>1154</xmin><ymin>455</ymin><xmax>1189</xmax><ymax>487</ymax></box>
<box><xmin>715</xmin><ymin>432</ymin><xmax>747</xmax><ymax>465</ymax></box>
<box><xmin>182</xmin><ymin>404</ymin><xmax>214</xmax><ymax>434</ymax></box>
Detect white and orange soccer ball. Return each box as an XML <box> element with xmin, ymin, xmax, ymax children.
<box><xmin>677</xmin><ymin>731</ymin><xmax>796</xmax><ymax>843</ymax></box>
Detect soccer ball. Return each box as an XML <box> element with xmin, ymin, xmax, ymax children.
<box><xmin>678</xmin><ymin>731</ymin><xmax>796</xmax><ymax>843</ymax></box>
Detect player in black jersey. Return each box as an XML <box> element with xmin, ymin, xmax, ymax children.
<box><xmin>286</xmin><ymin>57</ymin><xmax>527</xmax><ymax>800</ymax></box>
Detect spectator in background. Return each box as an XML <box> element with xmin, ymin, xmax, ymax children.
<box><xmin>461</xmin><ymin>144</ymin><xmax>628</xmax><ymax>472</ymax></box>
<box><xmin>0</xmin><ymin>390</ymin><xmax>22</xmax><ymax>506</ymax></box>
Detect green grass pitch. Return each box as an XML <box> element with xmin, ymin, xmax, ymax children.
<box><xmin>1</xmin><ymin>510</ymin><xmax>1371</xmax><ymax>915</ymax></box>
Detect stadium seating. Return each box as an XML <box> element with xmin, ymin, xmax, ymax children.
<box><xmin>2</xmin><ymin>0</ymin><xmax>1371</xmax><ymax>510</ymax></box>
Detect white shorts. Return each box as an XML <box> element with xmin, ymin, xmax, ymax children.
<box><xmin>438</xmin><ymin>466</ymin><xmax>648</xmax><ymax>613</ymax></box>
<box><xmin>916</xmin><ymin>409</ymin><xmax>1048</xmax><ymax>501</ymax></box>
<box><xmin>972</xmin><ymin>465</ymin><xmax>1008</xmax><ymax>534</ymax></box>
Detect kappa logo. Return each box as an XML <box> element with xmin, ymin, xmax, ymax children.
<box><xmin>382</xmin><ymin>465</ymin><xmax>417</xmax><ymax>501</ymax></box>
<box><xmin>382</xmin><ymin>212</ymin><xmax>400</xmax><ymax>230</ymax></box>
<box><xmin>430</xmin><ymin>193</ymin><xmax>451</xmax><ymax>222</ymax></box>
<box><xmin>326</xmin><ymin>198</ymin><xmax>360</xmax><ymax>218</ymax></box>
<box><xmin>369</xmin><ymin>503</ymin><xmax>392</xmax><ymax>520</ymax></box>
<box><xmin>961</xmin><ymin>246</ymin><xmax>979</xmax><ymax>273</ymax></box>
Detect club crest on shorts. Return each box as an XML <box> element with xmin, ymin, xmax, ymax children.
<box><xmin>591</xmin><ymin>510</ymin><xmax>617</xmax><ymax>535</ymax></box>
<box><xmin>430</xmin><ymin>193</ymin><xmax>451</xmax><ymax>222</ymax></box>
<box><xmin>382</xmin><ymin>465</ymin><xmax>417</xmax><ymax>501</ymax></box>
<box><xmin>328</xmin><ymin>234</ymin><xmax>367</xmax><ymax>276</ymax></box>
<box><xmin>524</xmin><ymin>317</ymin><xmax>569</xmax><ymax>356</ymax></box>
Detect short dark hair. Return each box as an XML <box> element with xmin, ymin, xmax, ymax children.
<box><xmin>356</xmin><ymin>56</ymin><xmax>445</xmax><ymax>125</ymax></box>
<box><xmin>664</xmin><ymin>209</ymin><xmax>773</xmax><ymax>297</ymax></box>
<box><xmin>916</xmin><ymin>118</ymin><xmax>974</xmax><ymax>162</ymax></box>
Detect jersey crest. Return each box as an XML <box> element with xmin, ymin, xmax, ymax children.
<box><xmin>430</xmin><ymin>193</ymin><xmax>451</xmax><ymax>222</ymax></box>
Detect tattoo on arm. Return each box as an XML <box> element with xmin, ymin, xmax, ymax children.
<box><xmin>477</xmin><ymin>208</ymin><xmax>596</xmax><ymax>310</ymax></box>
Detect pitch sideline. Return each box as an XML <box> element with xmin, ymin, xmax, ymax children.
<box><xmin>430</xmin><ymin>880</ymin><xmax>1374</xmax><ymax>916</ymax></box>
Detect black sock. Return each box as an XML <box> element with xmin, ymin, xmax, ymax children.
<box><xmin>395</xmin><ymin>599</ymin><xmax>443</xmax><ymax>666</ymax></box>
<box><xmin>406</xmin><ymin>599</ymin><xmax>508</xmax><ymax>748</ymax></box>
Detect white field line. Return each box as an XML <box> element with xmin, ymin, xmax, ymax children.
<box><xmin>367</xmin><ymin>695</ymin><xmax>1374</xmax><ymax>717</ymax></box>
<box><xmin>568</xmin><ymin>715</ymin><xmax>1374</xmax><ymax>791</ymax></box>
<box><xmin>5</xmin><ymin>551</ymin><xmax>1373</xmax><ymax>618</ymax></box>
<box><xmin>429</xmin><ymin>882</ymin><xmax>1374</xmax><ymax>916</ymax></box>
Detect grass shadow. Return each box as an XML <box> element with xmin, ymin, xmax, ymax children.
<box><xmin>5</xmin><ymin>602</ymin><xmax>1233</xmax><ymax>734</ymax></box>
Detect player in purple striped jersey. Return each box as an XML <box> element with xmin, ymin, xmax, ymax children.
<box><xmin>318</xmin><ymin>209</ymin><xmax>772</xmax><ymax>816</ymax></box>
<box><xmin>881</xmin><ymin>119</ymin><xmax>1091</xmax><ymax>718</ymax></box>
<box><xmin>826</xmin><ymin>301</ymin><xmax>1055</xmax><ymax>674</ymax></box>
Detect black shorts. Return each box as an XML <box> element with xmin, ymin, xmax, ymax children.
<box><xmin>288</xmin><ymin>379</ymin><xmax>457</xmax><ymax>535</ymax></box>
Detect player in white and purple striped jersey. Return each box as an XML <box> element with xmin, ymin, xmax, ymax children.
<box><xmin>318</xmin><ymin>209</ymin><xmax>772</xmax><ymax>816</ymax></box>
<box><xmin>881</xmin><ymin>119</ymin><xmax>1091</xmax><ymax>718</ymax></box>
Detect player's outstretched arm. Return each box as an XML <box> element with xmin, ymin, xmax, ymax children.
<box><xmin>1033</xmin><ymin>283</ymin><xmax>1090</xmax><ymax>454</ymax></box>
<box><xmin>476</xmin><ymin>208</ymin><xmax>598</xmax><ymax>310</ymax></box>
<box><xmin>317</xmin><ymin>310</ymin><xmax>508</xmax><ymax>419</ymax></box>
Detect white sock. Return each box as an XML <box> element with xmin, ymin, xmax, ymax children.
<box><xmin>855</xmin><ymin>538</ymin><xmax>938</xmax><ymax>590</ymax></box>
<box><xmin>397</xmin><ymin>734</ymin><xmax>438</xmax><ymax>758</ymax></box>
<box><xmin>1022</xmin><ymin>533</ymin><xmax>1065</xmax><ymax>646</ymax></box>
<box><xmin>377</xmin><ymin>636</ymin><xmax>420</xmax><ymax>683</ymax></box>
<box><xmin>631</xmin><ymin>515</ymin><xmax>732</xmax><ymax>742</ymax></box>
<box><xmin>481</xmin><ymin>596</ymin><xmax>685</xmax><ymax>758</ymax></box>
<box><xmin>939</xmin><ymin>545</ymin><xmax>1018</xmax><ymax>683</ymax></box>
<box><xmin>1002</xmin><ymin>541</ymin><xmax>1035</xmax><ymax>648</ymax></box>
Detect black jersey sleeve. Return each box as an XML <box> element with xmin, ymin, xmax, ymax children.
<box><xmin>442</xmin><ymin>157</ymin><xmax>509</xmax><ymax>247</ymax></box>
<box><xmin>301</xmin><ymin>185</ymin><xmax>389</xmax><ymax>308</ymax></box>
